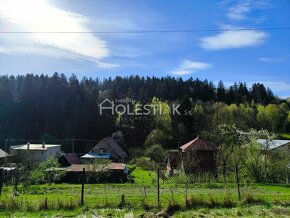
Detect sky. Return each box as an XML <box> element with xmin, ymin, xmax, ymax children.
<box><xmin>0</xmin><ymin>0</ymin><xmax>290</xmax><ymax>98</ymax></box>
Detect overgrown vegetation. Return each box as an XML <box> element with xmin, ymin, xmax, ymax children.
<box><xmin>0</xmin><ymin>182</ymin><xmax>289</xmax><ymax>212</ymax></box>
<box><xmin>0</xmin><ymin>74</ymin><xmax>289</xmax><ymax>152</ymax></box>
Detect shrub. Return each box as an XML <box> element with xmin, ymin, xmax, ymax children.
<box><xmin>242</xmin><ymin>193</ymin><xmax>267</xmax><ymax>205</ymax></box>
<box><xmin>130</xmin><ymin>157</ymin><xmax>157</xmax><ymax>171</ymax></box>
<box><xmin>145</xmin><ymin>144</ymin><xmax>167</xmax><ymax>164</ymax></box>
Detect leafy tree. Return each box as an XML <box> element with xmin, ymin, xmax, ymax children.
<box><xmin>145</xmin><ymin>144</ymin><xmax>167</xmax><ymax>164</ymax></box>
<box><xmin>216</xmin><ymin>124</ymin><xmax>239</xmax><ymax>183</ymax></box>
<box><xmin>130</xmin><ymin>156</ymin><xmax>157</xmax><ymax>171</ymax></box>
<box><xmin>144</xmin><ymin>129</ymin><xmax>173</xmax><ymax>148</ymax></box>
<box><xmin>216</xmin><ymin>81</ymin><xmax>226</xmax><ymax>102</ymax></box>
<box><xmin>87</xmin><ymin>159</ymin><xmax>112</xmax><ymax>182</ymax></box>
<box><xmin>267</xmin><ymin>151</ymin><xmax>290</xmax><ymax>183</ymax></box>
<box><xmin>30</xmin><ymin>157</ymin><xmax>62</xmax><ymax>184</ymax></box>
<box><xmin>284</xmin><ymin>112</ymin><xmax>290</xmax><ymax>133</ymax></box>
<box><xmin>112</xmin><ymin>130</ymin><xmax>125</xmax><ymax>147</ymax></box>
<box><xmin>0</xmin><ymin>74</ymin><xmax>287</xmax><ymax>155</ymax></box>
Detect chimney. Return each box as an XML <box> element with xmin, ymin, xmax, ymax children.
<box><xmin>27</xmin><ymin>142</ymin><xmax>30</xmax><ymax>150</ymax></box>
<box><xmin>42</xmin><ymin>141</ymin><xmax>45</xmax><ymax>148</ymax></box>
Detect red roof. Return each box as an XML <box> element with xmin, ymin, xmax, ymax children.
<box><xmin>109</xmin><ymin>163</ymin><xmax>126</xmax><ymax>170</ymax></box>
<box><xmin>63</xmin><ymin>153</ymin><xmax>81</xmax><ymax>165</ymax></box>
<box><xmin>68</xmin><ymin>163</ymin><xmax>126</xmax><ymax>172</ymax></box>
<box><xmin>180</xmin><ymin>138</ymin><xmax>217</xmax><ymax>152</ymax></box>
<box><xmin>103</xmin><ymin>137</ymin><xmax>127</xmax><ymax>158</ymax></box>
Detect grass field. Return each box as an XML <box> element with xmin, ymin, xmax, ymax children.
<box><xmin>0</xmin><ymin>167</ymin><xmax>289</xmax><ymax>217</ymax></box>
<box><xmin>0</xmin><ymin>182</ymin><xmax>289</xmax><ymax>217</ymax></box>
<box><xmin>1</xmin><ymin>205</ymin><xmax>290</xmax><ymax>217</ymax></box>
<box><xmin>281</xmin><ymin>133</ymin><xmax>290</xmax><ymax>140</ymax></box>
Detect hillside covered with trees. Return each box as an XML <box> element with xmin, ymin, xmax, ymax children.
<box><xmin>0</xmin><ymin>73</ymin><xmax>289</xmax><ymax>153</ymax></box>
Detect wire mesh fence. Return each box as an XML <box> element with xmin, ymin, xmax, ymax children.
<box><xmin>0</xmin><ymin>167</ymin><xmax>288</xmax><ymax>212</ymax></box>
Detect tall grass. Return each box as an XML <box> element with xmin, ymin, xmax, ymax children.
<box><xmin>0</xmin><ymin>197</ymin><xmax>80</xmax><ymax>211</ymax></box>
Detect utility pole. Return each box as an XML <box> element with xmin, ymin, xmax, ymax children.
<box><xmin>72</xmin><ymin>139</ymin><xmax>75</xmax><ymax>153</ymax></box>
<box><xmin>4</xmin><ymin>139</ymin><xmax>8</xmax><ymax>152</ymax></box>
<box><xmin>81</xmin><ymin>167</ymin><xmax>85</xmax><ymax>205</ymax></box>
<box><xmin>4</xmin><ymin>140</ymin><xmax>8</xmax><ymax>164</ymax></box>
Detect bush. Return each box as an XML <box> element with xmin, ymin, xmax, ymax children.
<box><xmin>145</xmin><ymin>144</ymin><xmax>167</xmax><ymax>164</ymax></box>
<box><xmin>29</xmin><ymin>157</ymin><xmax>64</xmax><ymax>184</ymax></box>
<box><xmin>242</xmin><ymin>193</ymin><xmax>267</xmax><ymax>205</ymax></box>
<box><xmin>130</xmin><ymin>157</ymin><xmax>157</xmax><ymax>171</ymax></box>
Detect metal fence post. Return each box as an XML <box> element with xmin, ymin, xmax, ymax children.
<box><xmin>235</xmin><ymin>164</ymin><xmax>241</xmax><ymax>200</ymax></box>
<box><xmin>0</xmin><ymin>169</ymin><xmax>3</xmax><ymax>196</ymax></box>
<box><xmin>81</xmin><ymin>167</ymin><xmax>85</xmax><ymax>205</ymax></box>
<box><xmin>157</xmin><ymin>167</ymin><xmax>160</xmax><ymax>209</ymax></box>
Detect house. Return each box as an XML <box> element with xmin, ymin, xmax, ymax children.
<box><xmin>81</xmin><ymin>137</ymin><xmax>127</xmax><ymax>163</ymax></box>
<box><xmin>0</xmin><ymin>162</ymin><xmax>16</xmax><ymax>182</ymax></box>
<box><xmin>257</xmin><ymin>139</ymin><xmax>290</xmax><ymax>152</ymax></box>
<box><xmin>61</xmin><ymin>162</ymin><xmax>128</xmax><ymax>183</ymax></box>
<box><xmin>58</xmin><ymin>153</ymin><xmax>81</xmax><ymax>167</ymax></box>
<box><xmin>167</xmin><ymin>137</ymin><xmax>217</xmax><ymax>175</ymax></box>
<box><xmin>10</xmin><ymin>142</ymin><xmax>61</xmax><ymax>165</ymax></box>
<box><xmin>0</xmin><ymin>149</ymin><xmax>11</xmax><ymax>164</ymax></box>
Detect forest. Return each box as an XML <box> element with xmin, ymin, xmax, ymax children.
<box><xmin>0</xmin><ymin>73</ymin><xmax>289</xmax><ymax>153</ymax></box>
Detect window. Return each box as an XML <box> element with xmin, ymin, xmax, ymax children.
<box><xmin>99</xmin><ymin>148</ymin><xmax>107</xmax><ymax>154</ymax></box>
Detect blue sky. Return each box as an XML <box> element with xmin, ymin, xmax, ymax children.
<box><xmin>0</xmin><ymin>0</ymin><xmax>290</xmax><ymax>98</ymax></box>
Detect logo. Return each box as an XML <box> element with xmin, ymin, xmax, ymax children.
<box><xmin>99</xmin><ymin>98</ymin><xmax>181</xmax><ymax>115</ymax></box>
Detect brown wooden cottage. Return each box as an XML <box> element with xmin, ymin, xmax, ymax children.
<box><xmin>167</xmin><ymin>137</ymin><xmax>217</xmax><ymax>175</ymax></box>
<box><xmin>61</xmin><ymin>163</ymin><xmax>128</xmax><ymax>183</ymax></box>
<box><xmin>58</xmin><ymin>153</ymin><xmax>81</xmax><ymax>167</ymax></box>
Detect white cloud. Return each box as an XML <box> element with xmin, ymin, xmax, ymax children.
<box><xmin>259</xmin><ymin>81</ymin><xmax>290</xmax><ymax>92</ymax></box>
<box><xmin>228</xmin><ymin>2</ymin><xmax>251</xmax><ymax>20</ymax></box>
<box><xmin>200</xmin><ymin>29</ymin><xmax>267</xmax><ymax>50</ymax></box>
<box><xmin>258</xmin><ymin>57</ymin><xmax>286</xmax><ymax>63</ymax></box>
<box><xmin>224</xmin><ymin>81</ymin><xmax>290</xmax><ymax>92</ymax></box>
<box><xmin>0</xmin><ymin>46</ymin><xmax>14</xmax><ymax>55</ymax></box>
<box><xmin>180</xmin><ymin>60</ymin><xmax>211</xmax><ymax>70</ymax></box>
<box><xmin>226</xmin><ymin>0</ymin><xmax>270</xmax><ymax>21</ymax></box>
<box><xmin>219</xmin><ymin>80</ymin><xmax>290</xmax><ymax>97</ymax></box>
<box><xmin>95</xmin><ymin>61</ymin><xmax>120</xmax><ymax>69</ymax></box>
<box><xmin>281</xmin><ymin>96</ymin><xmax>290</xmax><ymax>100</ymax></box>
<box><xmin>171</xmin><ymin>60</ymin><xmax>211</xmax><ymax>75</ymax></box>
<box><xmin>0</xmin><ymin>0</ymin><xmax>117</xmax><ymax>68</ymax></box>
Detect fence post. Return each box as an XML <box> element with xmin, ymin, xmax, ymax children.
<box><xmin>0</xmin><ymin>169</ymin><xmax>3</xmax><ymax>196</ymax></box>
<box><xmin>81</xmin><ymin>167</ymin><xmax>85</xmax><ymax>205</ymax></box>
<box><xmin>185</xmin><ymin>181</ymin><xmax>188</xmax><ymax>207</ymax></box>
<box><xmin>120</xmin><ymin>194</ymin><xmax>125</xmax><ymax>207</ymax></box>
<box><xmin>44</xmin><ymin>197</ymin><xmax>48</xmax><ymax>210</ymax></box>
<box><xmin>235</xmin><ymin>164</ymin><xmax>241</xmax><ymax>200</ymax></box>
<box><xmin>157</xmin><ymin>167</ymin><xmax>160</xmax><ymax>209</ymax></box>
<box><xmin>72</xmin><ymin>139</ymin><xmax>75</xmax><ymax>153</ymax></box>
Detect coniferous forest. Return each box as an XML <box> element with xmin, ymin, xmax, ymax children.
<box><xmin>0</xmin><ymin>73</ymin><xmax>289</xmax><ymax>153</ymax></box>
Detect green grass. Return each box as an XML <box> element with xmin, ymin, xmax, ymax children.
<box><xmin>0</xmin><ymin>208</ymin><xmax>137</xmax><ymax>218</ymax></box>
<box><xmin>130</xmin><ymin>166</ymin><xmax>157</xmax><ymax>185</ymax></box>
<box><xmin>0</xmin><ymin>182</ymin><xmax>289</xmax><ymax>212</ymax></box>
<box><xmin>173</xmin><ymin>205</ymin><xmax>290</xmax><ymax>218</ymax></box>
<box><xmin>280</xmin><ymin>133</ymin><xmax>290</xmax><ymax>139</ymax></box>
<box><xmin>1</xmin><ymin>205</ymin><xmax>289</xmax><ymax>217</ymax></box>
<box><xmin>0</xmin><ymin>168</ymin><xmax>289</xmax><ymax>216</ymax></box>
